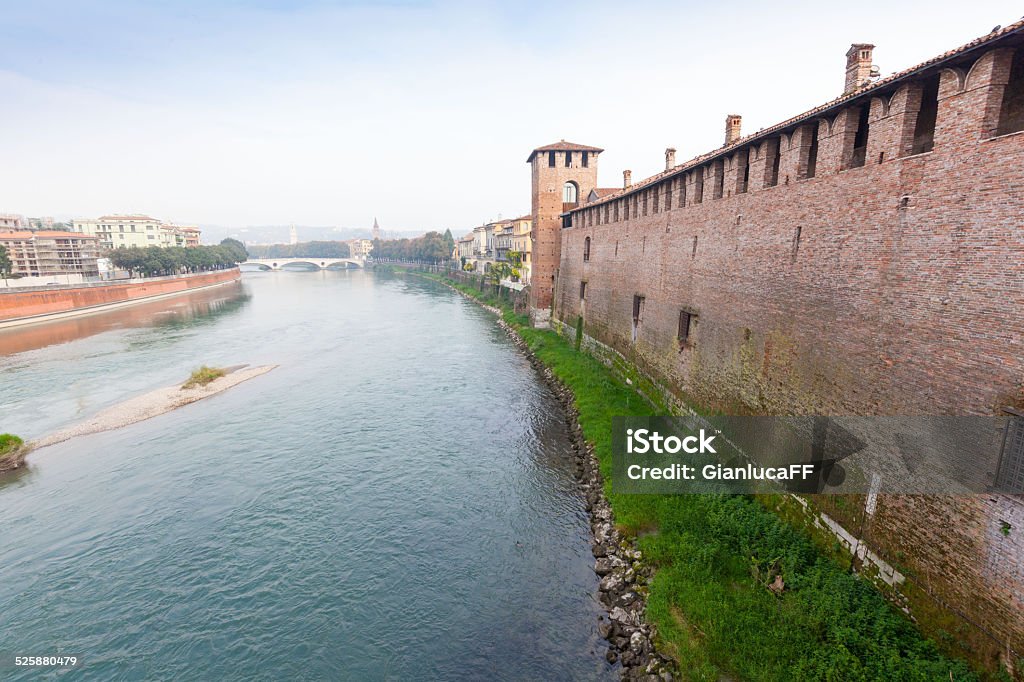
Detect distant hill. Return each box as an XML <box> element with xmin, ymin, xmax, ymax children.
<box><xmin>200</xmin><ymin>224</ymin><xmax>427</xmax><ymax>245</ymax></box>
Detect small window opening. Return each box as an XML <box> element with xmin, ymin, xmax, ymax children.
<box><xmin>565</xmin><ymin>152</ymin><xmax>573</xmax><ymax>167</ymax></box>
<box><xmin>691</xmin><ymin>235</ymin><xmax>698</xmax><ymax>258</ymax></box>
<box><xmin>580</xmin><ymin>281</ymin><xmax>587</xmax><ymax>301</ymax></box>
<box><xmin>653</xmin><ymin>186</ymin><xmax>660</xmax><ymax>213</ymax></box>
<box><xmin>911</xmin><ymin>74</ymin><xmax>940</xmax><ymax>154</ymax></box>
<box><xmin>712</xmin><ymin>160</ymin><xmax>724</xmax><ymax>199</ymax></box>
<box><xmin>693</xmin><ymin>170</ymin><xmax>704</xmax><ymax>204</ymax></box>
<box><xmin>792</xmin><ymin>226</ymin><xmax>802</xmax><ymax>259</ymax></box>
<box><xmin>583</xmin><ymin>236</ymin><xmax>591</xmax><ymax>262</ymax></box>
<box><xmin>642</xmin><ymin>191</ymin><xmax>649</xmax><ymax>216</ymax></box>
<box><xmin>678</xmin><ymin>310</ymin><xmax>694</xmax><ymax>345</ymax></box>
<box><xmin>548</xmin><ymin>151</ymin><xmax>556</xmax><ymax>167</ymax></box>
<box><xmin>631</xmin><ymin>295</ymin><xmax>645</xmax><ymax>342</ymax></box>
<box><xmin>582</xmin><ymin>151</ymin><xmax>589</xmax><ymax>167</ymax></box>
<box><xmin>665</xmin><ymin>182</ymin><xmax>673</xmax><ymax>210</ymax></box>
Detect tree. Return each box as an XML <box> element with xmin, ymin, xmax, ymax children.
<box><xmin>486</xmin><ymin>261</ymin><xmax>512</xmax><ymax>284</ymax></box>
<box><xmin>109</xmin><ymin>242</ymin><xmax>245</xmax><ymax>278</ymax></box>
<box><xmin>442</xmin><ymin>229</ymin><xmax>455</xmax><ymax>258</ymax></box>
<box><xmin>0</xmin><ymin>244</ymin><xmax>11</xmax><ymax>278</ymax></box>
<box><xmin>220</xmin><ymin>238</ymin><xmax>247</xmax><ymax>262</ymax></box>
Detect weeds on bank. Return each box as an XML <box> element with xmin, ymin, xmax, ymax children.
<box><xmin>181</xmin><ymin>365</ymin><xmax>225</xmax><ymax>389</ymax></box>
<box><xmin>0</xmin><ymin>433</ymin><xmax>24</xmax><ymax>458</ymax></box>
<box><xmin>417</xmin><ymin>269</ymin><xmax>981</xmax><ymax>682</ymax></box>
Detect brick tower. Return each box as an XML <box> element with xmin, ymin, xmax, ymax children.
<box><xmin>526</xmin><ymin>140</ymin><xmax>601</xmax><ymax>326</ymax></box>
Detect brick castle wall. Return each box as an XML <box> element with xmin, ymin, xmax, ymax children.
<box><xmin>552</xmin><ymin>44</ymin><xmax>1024</xmax><ymax>666</ymax></box>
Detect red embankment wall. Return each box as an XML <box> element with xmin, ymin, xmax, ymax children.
<box><xmin>0</xmin><ymin>269</ymin><xmax>240</xmax><ymax>322</ymax></box>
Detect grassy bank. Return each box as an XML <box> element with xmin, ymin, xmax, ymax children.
<box><xmin>413</xmin><ymin>268</ymin><xmax>984</xmax><ymax>682</ymax></box>
<box><xmin>0</xmin><ymin>433</ymin><xmax>26</xmax><ymax>471</ymax></box>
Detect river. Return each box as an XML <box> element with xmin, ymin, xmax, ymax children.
<box><xmin>0</xmin><ymin>270</ymin><xmax>613</xmax><ymax>680</ymax></box>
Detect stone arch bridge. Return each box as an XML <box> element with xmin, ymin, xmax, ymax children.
<box><xmin>243</xmin><ymin>257</ymin><xmax>365</xmax><ymax>270</ymax></box>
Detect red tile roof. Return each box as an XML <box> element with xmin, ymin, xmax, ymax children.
<box><xmin>572</xmin><ymin>19</ymin><xmax>1024</xmax><ymax>212</ymax></box>
<box><xmin>527</xmin><ymin>140</ymin><xmax>604</xmax><ymax>162</ymax></box>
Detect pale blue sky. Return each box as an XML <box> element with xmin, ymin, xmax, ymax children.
<box><xmin>1</xmin><ymin>0</ymin><xmax>1020</xmax><ymax>232</ymax></box>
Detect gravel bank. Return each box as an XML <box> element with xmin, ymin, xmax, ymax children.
<box><xmin>29</xmin><ymin>364</ymin><xmax>277</xmax><ymax>452</ymax></box>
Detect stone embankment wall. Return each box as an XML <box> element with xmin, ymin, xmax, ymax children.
<box><xmin>0</xmin><ymin>269</ymin><xmax>241</xmax><ymax>325</ymax></box>
<box><xmin>554</xmin><ymin>42</ymin><xmax>1024</xmax><ymax>670</ymax></box>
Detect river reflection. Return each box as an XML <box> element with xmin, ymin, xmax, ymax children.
<box><xmin>0</xmin><ymin>282</ymin><xmax>250</xmax><ymax>356</ymax></box>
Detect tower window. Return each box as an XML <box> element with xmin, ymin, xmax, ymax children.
<box><xmin>693</xmin><ymin>169</ymin><xmax>704</xmax><ymax>204</ymax></box>
<box><xmin>548</xmin><ymin>151</ymin><xmax>556</xmax><ymax>167</ymax></box>
<box><xmin>582</xmin><ymin>151</ymin><xmax>589</xmax><ymax>167</ymax></box>
<box><xmin>583</xmin><ymin>236</ymin><xmax>591</xmax><ymax>262</ymax></box>
<box><xmin>563</xmin><ymin>181</ymin><xmax>578</xmax><ymax>204</ymax></box>
<box><xmin>565</xmin><ymin>152</ymin><xmax>572</xmax><ymax>167</ymax></box>
<box><xmin>580</xmin><ymin>281</ymin><xmax>587</xmax><ymax>300</ymax></box>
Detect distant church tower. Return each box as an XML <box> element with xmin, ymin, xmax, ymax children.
<box><xmin>527</xmin><ymin>141</ymin><xmax>601</xmax><ymax>327</ymax></box>
<box><xmin>289</xmin><ymin>224</ymin><xmax>298</xmax><ymax>245</ymax></box>
<box><xmin>372</xmin><ymin>218</ymin><xmax>380</xmax><ymax>241</ymax></box>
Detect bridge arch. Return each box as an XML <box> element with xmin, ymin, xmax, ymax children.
<box><xmin>242</xmin><ymin>257</ymin><xmax>365</xmax><ymax>271</ymax></box>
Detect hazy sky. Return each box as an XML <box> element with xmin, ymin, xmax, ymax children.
<box><xmin>2</xmin><ymin>0</ymin><xmax>1020</xmax><ymax>233</ymax></box>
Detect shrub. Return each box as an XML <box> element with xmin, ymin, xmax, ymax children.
<box><xmin>0</xmin><ymin>433</ymin><xmax>24</xmax><ymax>456</ymax></box>
<box><xmin>181</xmin><ymin>366</ymin><xmax>226</xmax><ymax>389</ymax></box>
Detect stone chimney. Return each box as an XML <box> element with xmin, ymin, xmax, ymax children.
<box><xmin>725</xmin><ymin>115</ymin><xmax>742</xmax><ymax>145</ymax></box>
<box><xmin>623</xmin><ymin>169</ymin><xmax>632</xmax><ymax>188</ymax></box>
<box><xmin>844</xmin><ymin>43</ymin><xmax>875</xmax><ymax>94</ymax></box>
<box><xmin>665</xmin><ymin>148</ymin><xmax>676</xmax><ymax>170</ymax></box>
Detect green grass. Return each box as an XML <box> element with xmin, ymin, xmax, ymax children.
<box><xmin>181</xmin><ymin>365</ymin><xmax>226</xmax><ymax>389</ymax></box>
<box><xmin>0</xmin><ymin>433</ymin><xmax>24</xmax><ymax>458</ymax></box>
<box><xmin>416</xmin><ymin>269</ymin><xmax>981</xmax><ymax>682</ymax></box>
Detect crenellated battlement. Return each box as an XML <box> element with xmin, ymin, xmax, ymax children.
<box><xmin>565</xmin><ymin>20</ymin><xmax>1024</xmax><ymax>230</ymax></box>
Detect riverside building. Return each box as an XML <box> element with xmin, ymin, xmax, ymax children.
<box><xmin>73</xmin><ymin>215</ymin><xmax>202</xmax><ymax>250</ymax></box>
<box><xmin>0</xmin><ymin>231</ymin><xmax>100</xmax><ymax>279</ymax></box>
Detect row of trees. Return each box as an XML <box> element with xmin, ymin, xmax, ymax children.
<box><xmin>371</xmin><ymin>230</ymin><xmax>455</xmax><ymax>263</ymax></box>
<box><xmin>0</xmin><ymin>245</ymin><xmax>11</xmax><ymax>278</ymax></box>
<box><xmin>246</xmin><ymin>240</ymin><xmax>350</xmax><ymax>259</ymax></box>
<box><xmin>109</xmin><ymin>239</ymin><xmax>247</xmax><ymax>278</ymax></box>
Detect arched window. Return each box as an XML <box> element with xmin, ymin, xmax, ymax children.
<box><xmin>563</xmin><ymin>181</ymin><xmax>579</xmax><ymax>204</ymax></box>
<box><xmin>583</xmin><ymin>236</ymin><xmax>591</xmax><ymax>262</ymax></box>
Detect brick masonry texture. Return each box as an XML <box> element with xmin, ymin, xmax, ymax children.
<box><xmin>549</xmin><ymin>37</ymin><xmax>1024</xmax><ymax>667</ymax></box>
